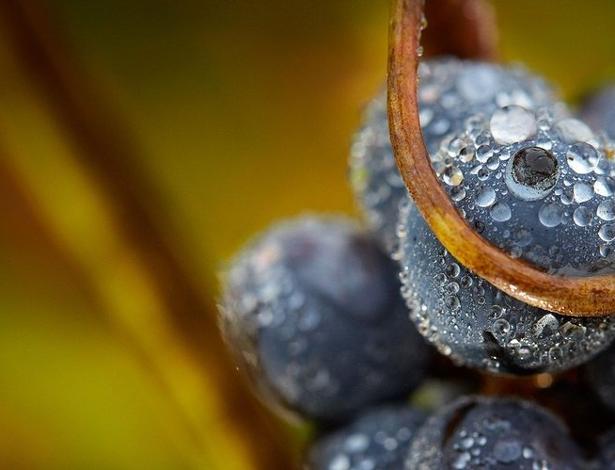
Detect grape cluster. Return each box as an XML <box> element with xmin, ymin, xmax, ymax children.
<box><xmin>219</xmin><ymin>59</ymin><xmax>615</xmax><ymax>468</ymax></box>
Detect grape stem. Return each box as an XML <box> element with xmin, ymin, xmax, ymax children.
<box><xmin>388</xmin><ymin>0</ymin><xmax>615</xmax><ymax>317</ymax></box>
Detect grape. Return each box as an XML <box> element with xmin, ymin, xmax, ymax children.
<box><xmin>398</xmin><ymin>196</ymin><xmax>615</xmax><ymax>374</ymax></box>
<box><xmin>350</xmin><ymin>58</ymin><xmax>557</xmax><ymax>253</ymax></box>
<box><xmin>429</xmin><ymin>105</ymin><xmax>615</xmax><ymax>276</ymax></box>
<box><xmin>595</xmin><ymin>428</ymin><xmax>615</xmax><ymax>469</ymax></box>
<box><xmin>406</xmin><ymin>395</ymin><xmax>585</xmax><ymax>469</ymax></box>
<box><xmin>220</xmin><ymin>216</ymin><xmax>430</xmax><ymax>422</ymax></box>
<box><xmin>586</xmin><ymin>344</ymin><xmax>615</xmax><ymax>413</ymax></box>
<box><xmin>306</xmin><ymin>404</ymin><xmax>426</xmax><ymax>470</ymax></box>
<box><xmin>397</xmin><ymin>104</ymin><xmax>615</xmax><ymax>374</ymax></box>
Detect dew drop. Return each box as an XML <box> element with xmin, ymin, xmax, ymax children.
<box><xmin>506</xmin><ymin>147</ymin><xmax>558</xmax><ymax>201</ymax></box>
<box><xmin>490</xmin><ymin>106</ymin><xmax>537</xmax><ymax>144</ymax></box>
<box><xmin>493</xmin><ymin>438</ymin><xmax>522</xmax><ymax>464</ymax></box>
<box><xmin>451</xmin><ymin>186</ymin><xmax>467</xmax><ymax>202</ymax></box>
<box><xmin>431</xmin><ymin>118</ymin><xmax>451</xmax><ymax>136</ymax></box>
<box><xmin>330</xmin><ymin>454</ymin><xmax>350</xmax><ymax>470</ymax></box>
<box><xmin>490</xmin><ymin>305</ymin><xmax>504</xmax><ymax>319</ymax></box>
<box><xmin>443</xmin><ymin>166</ymin><xmax>464</xmax><ymax>186</ymax></box>
<box><xmin>477</xmin><ymin>166</ymin><xmax>490</xmax><ymax>181</ymax></box>
<box><xmin>419</xmin><ymin>108</ymin><xmax>434</xmax><ymax>127</ymax></box>
<box><xmin>445</xmin><ymin>295</ymin><xmax>461</xmax><ymax>311</ymax></box>
<box><xmin>560</xmin><ymin>321</ymin><xmax>586</xmax><ymax>340</ymax></box>
<box><xmin>460</xmin><ymin>275</ymin><xmax>473</xmax><ymax>288</ymax></box>
<box><xmin>490</xmin><ymin>202</ymin><xmax>512</xmax><ymax>222</ymax></box>
<box><xmin>573</xmin><ymin>206</ymin><xmax>593</xmax><ymax>227</ymax></box>
<box><xmin>515</xmin><ymin>229</ymin><xmax>533</xmax><ymax>247</ymax></box>
<box><xmin>453</xmin><ymin>451</ymin><xmax>471</xmax><ymax>469</ymax></box>
<box><xmin>597</xmin><ymin>199</ymin><xmax>615</xmax><ymax>221</ymax></box>
<box><xmin>599</xmin><ymin>223</ymin><xmax>615</xmax><ymax>242</ymax></box>
<box><xmin>493</xmin><ymin>318</ymin><xmax>511</xmax><ymax>339</ymax></box>
<box><xmin>533</xmin><ymin>313</ymin><xmax>559</xmax><ymax>339</ymax></box>
<box><xmin>566</xmin><ymin>142</ymin><xmax>597</xmax><ymax>174</ymax></box>
<box><xmin>555</xmin><ymin>118</ymin><xmax>595</xmax><ymax>143</ymax></box>
<box><xmin>595</xmin><ymin>177</ymin><xmax>614</xmax><ymax>197</ymax></box>
<box><xmin>446</xmin><ymin>263</ymin><xmax>461</xmax><ymax>278</ymax></box>
<box><xmin>345</xmin><ymin>434</ymin><xmax>369</xmax><ymax>452</ymax></box>
<box><xmin>573</xmin><ymin>182</ymin><xmax>593</xmax><ymax>203</ymax></box>
<box><xmin>539</xmin><ymin>203</ymin><xmax>563</xmax><ymax>227</ymax></box>
<box><xmin>476</xmin><ymin>187</ymin><xmax>497</xmax><ymax>207</ymax></box>
<box><xmin>476</xmin><ymin>144</ymin><xmax>493</xmax><ymax>163</ymax></box>
<box><xmin>486</xmin><ymin>155</ymin><xmax>500</xmax><ymax>170</ymax></box>
<box><xmin>458</xmin><ymin>145</ymin><xmax>475</xmax><ymax>163</ymax></box>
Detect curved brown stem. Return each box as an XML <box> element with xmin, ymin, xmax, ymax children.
<box><xmin>388</xmin><ymin>0</ymin><xmax>615</xmax><ymax>317</ymax></box>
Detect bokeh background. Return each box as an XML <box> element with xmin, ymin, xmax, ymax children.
<box><xmin>1</xmin><ymin>1</ymin><xmax>615</xmax><ymax>469</ymax></box>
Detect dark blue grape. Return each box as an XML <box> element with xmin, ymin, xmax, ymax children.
<box><xmin>579</xmin><ymin>85</ymin><xmax>615</xmax><ymax>141</ymax></box>
<box><xmin>586</xmin><ymin>344</ymin><xmax>615</xmax><ymax>413</ymax></box>
<box><xmin>406</xmin><ymin>395</ymin><xmax>585</xmax><ymax>469</ymax></box>
<box><xmin>220</xmin><ymin>216</ymin><xmax>430</xmax><ymax>422</ymax></box>
<box><xmin>306</xmin><ymin>404</ymin><xmax>426</xmax><ymax>470</ymax></box>
<box><xmin>350</xmin><ymin>58</ymin><xmax>556</xmax><ymax>253</ymax></box>
<box><xmin>398</xmin><ymin>197</ymin><xmax>615</xmax><ymax>374</ymax></box>
<box><xmin>397</xmin><ymin>103</ymin><xmax>615</xmax><ymax>374</ymax></box>
<box><xmin>594</xmin><ymin>428</ymin><xmax>615</xmax><ymax>469</ymax></box>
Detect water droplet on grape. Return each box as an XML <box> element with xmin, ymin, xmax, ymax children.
<box><xmin>443</xmin><ymin>165</ymin><xmax>464</xmax><ymax>186</ymax></box>
<box><xmin>597</xmin><ymin>199</ymin><xmax>615</xmax><ymax>221</ymax></box>
<box><xmin>566</xmin><ymin>142</ymin><xmax>597</xmax><ymax>174</ymax></box>
<box><xmin>555</xmin><ymin>118</ymin><xmax>595</xmax><ymax>143</ymax></box>
<box><xmin>490</xmin><ymin>106</ymin><xmax>537</xmax><ymax>144</ymax></box>
<box><xmin>476</xmin><ymin>187</ymin><xmax>497</xmax><ymax>207</ymax></box>
<box><xmin>599</xmin><ymin>223</ymin><xmax>615</xmax><ymax>242</ymax></box>
<box><xmin>506</xmin><ymin>146</ymin><xmax>558</xmax><ymax>201</ymax></box>
<box><xmin>573</xmin><ymin>182</ymin><xmax>593</xmax><ymax>203</ymax></box>
<box><xmin>595</xmin><ymin>177</ymin><xmax>614</xmax><ymax>197</ymax></box>
<box><xmin>573</xmin><ymin>206</ymin><xmax>593</xmax><ymax>227</ymax></box>
<box><xmin>539</xmin><ymin>203</ymin><xmax>563</xmax><ymax>227</ymax></box>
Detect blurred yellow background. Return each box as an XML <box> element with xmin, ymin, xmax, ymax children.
<box><xmin>1</xmin><ymin>1</ymin><xmax>615</xmax><ymax>469</ymax></box>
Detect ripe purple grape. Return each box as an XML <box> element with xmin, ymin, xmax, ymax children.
<box><xmin>406</xmin><ymin>396</ymin><xmax>585</xmax><ymax>469</ymax></box>
<box><xmin>306</xmin><ymin>404</ymin><xmax>426</xmax><ymax>469</ymax></box>
<box><xmin>220</xmin><ymin>216</ymin><xmax>430</xmax><ymax>422</ymax></box>
<box><xmin>398</xmin><ymin>105</ymin><xmax>615</xmax><ymax>374</ymax></box>
<box><xmin>350</xmin><ymin>58</ymin><xmax>556</xmax><ymax>253</ymax></box>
